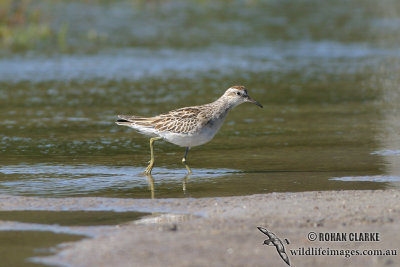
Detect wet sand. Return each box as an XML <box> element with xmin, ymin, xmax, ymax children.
<box><xmin>0</xmin><ymin>190</ymin><xmax>399</xmax><ymax>267</ymax></box>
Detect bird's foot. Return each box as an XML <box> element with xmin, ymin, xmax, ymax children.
<box><xmin>144</xmin><ymin>163</ymin><xmax>154</xmax><ymax>175</ymax></box>
<box><xmin>182</xmin><ymin>159</ymin><xmax>192</xmax><ymax>175</ymax></box>
<box><xmin>185</xmin><ymin>165</ymin><xmax>192</xmax><ymax>175</ymax></box>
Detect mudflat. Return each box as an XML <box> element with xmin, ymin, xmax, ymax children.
<box><xmin>0</xmin><ymin>189</ymin><xmax>399</xmax><ymax>267</ymax></box>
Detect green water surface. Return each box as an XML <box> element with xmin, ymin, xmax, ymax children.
<box><xmin>1</xmin><ymin>0</ymin><xmax>400</xmax><ymax>199</ymax></box>
<box><xmin>0</xmin><ymin>231</ymin><xmax>84</xmax><ymax>267</ymax></box>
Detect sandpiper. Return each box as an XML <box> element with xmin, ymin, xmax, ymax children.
<box><xmin>116</xmin><ymin>85</ymin><xmax>262</xmax><ymax>174</ymax></box>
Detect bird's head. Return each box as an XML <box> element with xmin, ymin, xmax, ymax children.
<box><xmin>223</xmin><ymin>85</ymin><xmax>263</xmax><ymax>108</ymax></box>
<box><xmin>263</xmin><ymin>239</ymin><xmax>273</xmax><ymax>245</ymax></box>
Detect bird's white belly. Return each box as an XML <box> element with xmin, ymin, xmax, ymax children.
<box><xmin>159</xmin><ymin>116</ymin><xmax>226</xmax><ymax>147</ymax></box>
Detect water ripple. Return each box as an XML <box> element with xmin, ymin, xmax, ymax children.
<box><xmin>370</xmin><ymin>150</ymin><xmax>400</xmax><ymax>156</ymax></box>
<box><xmin>1</xmin><ymin>42</ymin><xmax>398</xmax><ymax>83</ymax></box>
<box><xmin>0</xmin><ymin>164</ymin><xmax>238</xmax><ymax>196</ymax></box>
<box><xmin>331</xmin><ymin>175</ymin><xmax>400</xmax><ymax>182</ymax></box>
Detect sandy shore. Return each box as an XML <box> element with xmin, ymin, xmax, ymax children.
<box><xmin>0</xmin><ymin>190</ymin><xmax>399</xmax><ymax>267</ymax></box>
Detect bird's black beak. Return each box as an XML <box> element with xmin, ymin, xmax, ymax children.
<box><xmin>246</xmin><ymin>96</ymin><xmax>263</xmax><ymax>108</ymax></box>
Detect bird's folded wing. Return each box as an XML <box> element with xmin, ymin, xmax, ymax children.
<box><xmin>153</xmin><ymin>107</ymin><xmax>207</xmax><ymax>134</ymax></box>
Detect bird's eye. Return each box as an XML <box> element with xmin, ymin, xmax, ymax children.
<box><xmin>236</xmin><ymin>92</ymin><xmax>241</xmax><ymax>96</ymax></box>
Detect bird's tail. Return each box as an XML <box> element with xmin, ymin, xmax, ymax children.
<box><xmin>116</xmin><ymin>115</ymin><xmax>156</xmax><ymax>128</ymax></box>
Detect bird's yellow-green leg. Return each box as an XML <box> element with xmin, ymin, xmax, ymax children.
<box><xmin>182</xmin><ymin>147</ymin><xmax>192</xmax><ymax>174</ymax></box>
<box><xmin>144</xmin><ymin>137</ymin><xmax>161</xmax><ymax>175</ymax></box>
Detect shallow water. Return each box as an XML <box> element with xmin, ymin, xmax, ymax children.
<box><xmin>1</xmin><ymin>0</ymin><xmax>400</xmax><ymax>200</ymax></box>
<box><xmin>0</xmin><ymin>210</ymin><xmax>149</xmax><ymax>266</ymax></box>
<box><xmin>0</xmin><ymin>210</ymin><xmax>149</xmax><ymax>226</ymax></box>
<box><xmin>0</xmin><ymin>231</ymin><xmax>85</xmax><ymax>267</ymax></box>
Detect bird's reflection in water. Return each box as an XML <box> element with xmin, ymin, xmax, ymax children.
<box><xmin>144</xmin><ymin>174</ymin><xmax>191</xmax><ymax>199</ymax></box>
<box><xmin>145</xmin><ymin>174</ymin><xmax>155</xmax><ymax>199</ymax></box>
<box><xmin>182</xmin><ymin>174</ymin><xmax>189</xmax><ymax>195</ymax></box>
